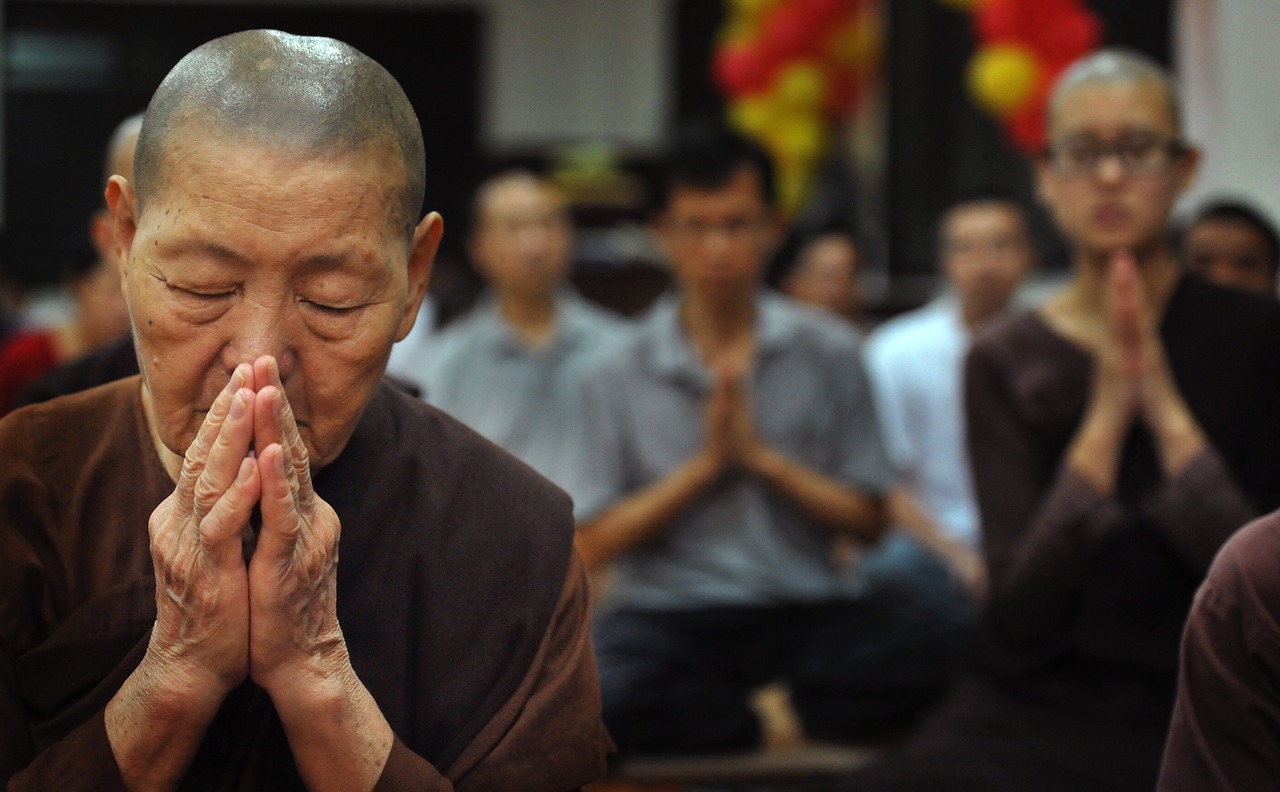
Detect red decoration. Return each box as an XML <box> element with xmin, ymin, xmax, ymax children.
<box><xmin>969</xmin><ymin>0</ymin><xmax>1102</xmax><ymax>153</ymax></box>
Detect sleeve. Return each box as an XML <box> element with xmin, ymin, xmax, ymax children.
<box><xmin>1157</xmin><ymin>517</ymin><xmax>1280</xmax><ymax>792</ymax></box>
<box><xmin>863</xmin><ymin>331</ymin><xmax>915</xmax><ymax>475</ymax></box>
<box><xmin>1139</xmin><ymin>448</ymin><xmax>1258</xmax><ymax>574</ymax></box>
<box><xmin>374</xmin><ymin>553</ymin><xmax>613</xmax><ymax>792</ymax></box>
<box><xmin>565</xmin><ymin>367</ymin><xmax>627</xmax><ymax>524</ymax></box>
<box><xmin>1</xmin><ymin>410</ymin><xmax>133</xmax><ymax>790</ymax></box>
<box><xmin>965</xmin><ymin>342</ymin><xmax>1129</xmax><ymax>653</ymax></box>
<box><xmin>832</xmin><ymin>340</ymin><xmax>895</xmax><ymax>495</ymax></box>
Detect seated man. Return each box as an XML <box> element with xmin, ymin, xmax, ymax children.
<box><xmin>1180</xmin><ymin>198</ymin><xmax>1279</xmax><ymax>296</ymax></box>
<box><xmin>865</xmin><ymin>195</ymin><xmax>1034</xmax><ymax>594</ymax></box>
<box><xmin>573</xmin><ymin>124</ymin><xmax>970</xmax><ymax>755</ymax></box>
<box><xmin>0</xmin><ymin>30</ymin><xmax>610</xmax><ymax>791</ymax></box>
<box><xmin>421</xmin><ymin>170</ymin><xmax>628</xmax><ymax>491</ymax></box>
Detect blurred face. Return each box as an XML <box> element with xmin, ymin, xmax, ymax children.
<box><xmin>941</xmin><ymin>202</ymin><xmax>1032</xmax><ymax>324</ymax></box>
<box><xmin>73</xmin><ymin>259</ymin><xmax>131</xmax><ymax>349</ymax></box>
<box><xmin>470</xmin><ymin>176</ymin><xmax>572</xmax><ymax>300</ymax></box>
<box><xmin>1184</xmin><ymin>219</ymin><xmax>1276</xmax><ymax>296</ymax></box>
<box><xmin>658</xmin><ymin>167</ymin><xmax>780</xmax><ymax>303</ymax></box>
<box><xmin>783</xmin><ymin>234</ymin><xmax>860</xmax><ymax>318</ymax></box>
<box><xmin>1037</xmin><ymin>80</ymin><xmax>1197</xmax><ymax>259</ymax></box>
<box><xmin>109</xmin><ymin>133</ymin><xmax>439</xmax><ymax>468</ymax></box>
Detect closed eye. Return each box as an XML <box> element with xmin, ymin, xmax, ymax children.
<box><xmin>174</xmin><ymin>286</ymin><xmax>234</xmax><ymax>300</ymax></box>
<box><xmin>302</xmin><ymin>299</ymin><xmax>361</xmax><ymax>315</ymax></box>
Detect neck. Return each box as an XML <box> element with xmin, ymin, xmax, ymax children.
<box><xmin>680</xmin><ymin>290</ymin><xmax>756</xmax><ymax>368</ymax></box>
<box><xmin>497</xmin><ymin>288</ymin><xmax>559</xmax><ymax>349</ymax></box>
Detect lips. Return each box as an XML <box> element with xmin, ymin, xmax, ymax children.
<box><xmin>1094</xmin><ymin>204</ymin><xmax>1130</xmax><ymax>228</ymax></box>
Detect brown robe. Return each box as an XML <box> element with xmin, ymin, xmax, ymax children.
<box><xmin>1157</xmin><ymin>509</ymin><xmax>1280</xmax><ymax>791</ymax></box>
<box><xmin>827</xmin><ymin>275</ymin><xmax>1280</xmax><ymax>791</ymax></box>
<box><xmin>0</xmin><ymin>376</ymin><xmax>612</xmax><ymax>790</ymax></box>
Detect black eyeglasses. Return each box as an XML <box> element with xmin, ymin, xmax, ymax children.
<box><xmin>1044</xmin><ymin>135</ymin><xmax>1189</xmax><ymax>177</ymax></box>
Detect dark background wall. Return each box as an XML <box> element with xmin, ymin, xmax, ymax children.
<box><xmin>2</xmin><ymin>2</ymin><xmax>480</xmax><ymax>288</ymax></box>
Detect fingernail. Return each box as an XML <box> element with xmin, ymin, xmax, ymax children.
<box><xmin>230</xmin><ymin>394</ymin><xmax>245</xmax><ymax>420</ymax></box>
<box><xmin>238</xmin><ymin>458</ymin><xmax>253</xmax><ymax>482</ymax></box>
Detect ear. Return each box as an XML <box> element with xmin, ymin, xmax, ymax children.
<box><xmin>397</xmin><ymin>211</ymin><xmax>443</xmax><ymax>342</ymax></box>
<box><xmin>1176</xmin><ymin>144</ymin><xmax>1202</xmax><ymax>194</ymax></box>
<box><xmin>89</xmin><ymin>209</ymin><xmax>114</xmax><ymax>266</ymax></box>
<box><xmin>105</xmin><ymin>176</ymin><xmax>138</xmax><ymax>286</ymax></box>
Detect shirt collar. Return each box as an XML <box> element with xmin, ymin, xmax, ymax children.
<box><xmin>642</xmin><ymin>290</ymin><xmax>803</xmax><ymax>388</ymax></box>
<box><xmin>475</xmin><ymin>289</ymin><xmax>590</xmax><ymax>358</ymax></box>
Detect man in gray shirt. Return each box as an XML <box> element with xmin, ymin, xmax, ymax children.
<box><xmin>573</xmin><ymin>125</ymin><xmax>971</xmax><ymax>754</ymax></box>
<box><xmin>420</xmin><ymin>170</ymin><xmax>627</xmax><ymax>492</ymax></box>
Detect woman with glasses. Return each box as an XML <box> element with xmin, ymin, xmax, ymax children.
<box><xmin>797</xmin><ymin>49</ymin><xmax>1280</xmax><ymax>792</ymax></box>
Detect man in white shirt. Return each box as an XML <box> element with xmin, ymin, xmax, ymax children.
<box><xmin>865</xmin><ymin>196</ymin><xmax>1034</xmax><ymax>594</ymax></box>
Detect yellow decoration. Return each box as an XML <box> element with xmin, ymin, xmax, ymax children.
<box><xmin>967</xmin><ymin>45</ymin><xmax>1041</xmax><ymax>116</ymax></box>
<box><xmin>774</xmin><ymin>62</ymin><xmax>828</xmax><ymax>110</ymax></box>
<box><xmin>728</xmin><ymin>96</ymin><xmax>778</xmax><ymax>136</ymax></box>
<box><xmin>729</xmin><ymin>0</ymin><xmax>781</xmax><ymax>22</ymax></box>
<box><xmin>937</xmin><ymin>0</ymin><xmax>985</xmax><ymax>10</ymax></box>
<box><xmin>767</xmin><ymin>110</ymin><xmax>828</xmax><ymax>166</ymax></box>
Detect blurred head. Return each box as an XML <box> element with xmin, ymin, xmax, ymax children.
<box><xmin>469</xmin><ymin>171</ymin><xmax>572</xmax><ymax>302</ymax></box>
<box><xmin>939</xmin><ymin>198</ymin><xmax>1033</xmax><ymax>326</ymax></box>
<box><xmin>78</xmin><ymin>114</ymin><xmax>143</xmax><ymax>350</ymax></box>
<box><xmin>1036</xmin><ymin>49</ymin><xmax>1198</xmax><ymax>262</ymax></box>
<box><xmin>782</xmin><ymin>231</ymin><xmax>861</xmax><ymax>321</ymax></box>
<box><xmin>107</xmin><ymin>29</ymin><xmax>440</xmax><ymax>467</ymax></box>
<box><xmin>655</xmin><ymin>123</ymin><xmax>782</xmax><ymax>304</ymax></box>
<box><xmin>1182</xmin><ymin>201</ymin><xmax>1280</xmax><ymax>296</ymax></box>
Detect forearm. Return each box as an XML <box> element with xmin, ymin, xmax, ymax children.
<box><xmin>104</xmin><ymin>648</ymin><xmax>228</xmax><ymax>792</ymax></box>
<box><xmin>1146</xmin><ymin>392</ymin><xmax>1208</xmax><ymax>480</ymax></box>
<box><xmin>575</xmin><ymin>453</ymin><xmax>721</xmax><ymax>572</ymax></box>
<box><xmin>745</xmin><ymin>445</ymin><xmax>885</xmax><ymax>542</ymax></box>
<box><xmin>1064</xmin><ymin>399</ymin><xmax>1129</xmax><ymax>497</ymax></box>
<box><xmin>269</xmin><ymin>648</ymin><xmax>396</xmax><ymax>792</ymax></box>
<box><xmin>887</xmin><ymin>489</ymin><xmax>983</xmax><ymax>586</ymax></box>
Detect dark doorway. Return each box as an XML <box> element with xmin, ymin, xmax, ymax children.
<box><xmin>3</xmin><ymin>3</ymin><xmax>481</xmax><ymax>288</ymax></box>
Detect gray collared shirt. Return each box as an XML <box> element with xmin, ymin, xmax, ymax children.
<box><xmin>572</xmin><ymin>291</ymin><xmax>894</xmax><ymax>610</ymax></box>
<box><xmin>423</xmin><ymin>290</ymin><xmax>630</xmax><ymax>492</ymax></box>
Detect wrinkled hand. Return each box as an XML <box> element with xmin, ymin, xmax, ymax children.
<box><xmin>246</xmin><ymin>356</ymin><xmax>347</xmax><ymax>696</ymax></box>
<box><xmin>146</xmin><ymin>363</ymin><xmax>260</xmax><ymax>698</ymax></box>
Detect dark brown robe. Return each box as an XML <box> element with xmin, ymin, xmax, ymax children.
<box><xmin>826</xmin><ymin>275</ymin><xmax>1280</xmax><ymax>791</ymax></box>
<box><xmin>0</xmin><ymin>376</ymin><xmax>612</xmax><ymax>790</ymax></box>
<box><xmin>1157</xmin><ymin>509</ymin><xmax>1280</xmax><ymax>791</ymax></box>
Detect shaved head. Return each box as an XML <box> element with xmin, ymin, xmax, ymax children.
<box><xmin>134</xmin><ymin>29</ymin><xmax>425</xmax><ymax>235</ymax></box>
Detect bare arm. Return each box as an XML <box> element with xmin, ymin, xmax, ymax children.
<box><xmin>743</xmin><ymin>444</ymin><xmax>885</xmax><ymax>542</ymax></box>
<box><xmin>575</xmin><ymin>452</ymin><xmax>722</xmax><ymax>573</ymax></box>
<box><xmin>887</xmin><ymin>489</ymin><xmax>985</xmax><ymax>595</ymax></box>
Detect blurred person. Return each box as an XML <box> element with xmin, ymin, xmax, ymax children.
<box><xmin>781</xmin><ymin>230</ymin><xmax>862</xmax><ymax>324</ymax></box>
<box><xmin>419</xmin><ymin>170</ymin><xmax>628</xmax><ymax>491</ymax></box>
<box><xmin>1180</xmin><ymin>198</ymin><xmax>1279</xmax><ymax>296</ymax></box>
<box><xmin>572</xmin><ymin>123</ymin><xmax>972</xmax><ymax>755</ymax></box>
<box><xmin>793</xmin><ymin>48</ymin><xmax>1280</xmax><ymax>792</ymax></box>
<box><xmin>0</xmin><ymin>115</ymin><xmax>140</xmax><ymax>414</ymax></box>
<box><xmin>0</xmin><ymin>30</ymin><xmax>611</xmax><ymax>790</ymax></box>
<box><xmin>865</xmin><ymin>196</ymin><xmax>1034</xmax><ymax>595</ymax></box>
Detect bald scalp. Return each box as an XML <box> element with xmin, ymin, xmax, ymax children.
<box><xmin>134</xmin><ymin>29</ymin><xmax>425</xmax><ymax>236</ymax></box>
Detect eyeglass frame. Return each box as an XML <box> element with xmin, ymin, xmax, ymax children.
<box><xmin>1041</xmin><ymin>134</ymin><xmax>1192</xmax><ymax>178</ymax></box>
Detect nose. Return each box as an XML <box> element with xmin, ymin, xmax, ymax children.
<box><xmin>220</xmin><ymin>298</ymin><xmax>297</xmax><ymax>384</ymax></box>
<box><xmin>1094</xmin><ymin>152</ymin><xmax>1127</xmax><ymax>185</ymax></box>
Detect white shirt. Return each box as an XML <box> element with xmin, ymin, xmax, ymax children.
<box><xmin>865</xmin><ymin>297</ymin><xmax>980</xmax><ymax>549</ymax></box>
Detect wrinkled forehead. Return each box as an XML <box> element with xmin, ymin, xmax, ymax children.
<box><xmin>145</xmin><ymin>124</ymin><xmax>404</xmax><ymax>215</ymax></box>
